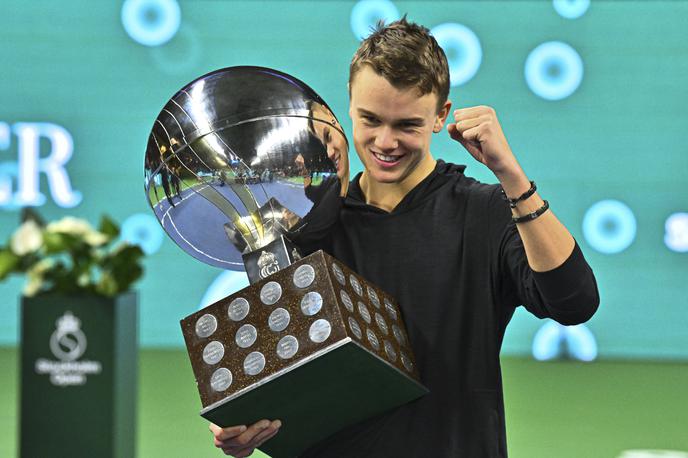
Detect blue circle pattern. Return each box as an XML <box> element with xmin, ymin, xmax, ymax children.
<box><xmin>553</xmin><ymin>0</ymin><xmax>590</xmax><ymax>19</ymax></box>
<box><xmin>532</xmin><ymin>321</ymin><xmax>597</xmax><ymax>361</ymax></box>
<box><xmin>664</xmin><ymin>212</ymin><xmax>688</xmax><ymax>253</ymax></box>
<box><xmin>430</xmin><ymin>23</ymin><xmax>482</xmax><ymax>87</ymax></box>
<box><xmin>583</xmin><ymin>199</ymin><xmax>637</xmax><ymax>254</ymax></box>
<box><xmin>525</xmin><ymin>41</ymin><xmax>583</xmax><ymax>101</ymax></box>
<box><xmin>121</xmin><ymin>213</ymin><xmax>165</xmax><ymax>255</ymax></box>
<box><xmin>199</xmin><ymin>271</ymin><xmax>250</xmax><ymax>310</ymax></box>
<box><xmin>121</xmin><ymin>0</ymin><xmax>181</xmax><ymax>47</ymax></box>
<box><xmin>350</xmin><ymin>0</ymin><xmax>400</xmax><ymax>41</ymax></box>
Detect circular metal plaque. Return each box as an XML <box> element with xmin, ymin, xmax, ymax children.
<box><xmin>228</xmin><ymin>297</ymin><xmax>250</xmax><ymax>322</ymax></box>
<box><xmin>268</xmin><ymin>308</ymin><xmax>290</xmax><ymax>332</ymax></box>
<box><xmin>375</xmin><ymin>312</ymin><xmax>389</xmax><ymax>335</ymax></box>
<box><xmin>348</xmin><ymin>316</ymin><xmax>362</xmax><ymax>339</ymax></box>
<box><xmin>300</xmin><ymin>291</ymin><xmax>323</xmax><ymax>316</ymax></box>
<box><xmin>210</xmin><ymin>368</ymin><xmax>232</xmax><ymax>392</ymax></box>
<box><xmin>260</xmin><ymin>281</ymin><xmax>282</xmax><ymax>305</ymax></box>
<box><xmin>309</xmin><ymin>319</ymin><xmax>332</xmax><ymax>343</ymax></box>
<box><xmin>349</xmin><ymin>275</ymin><xmax>363</xmax><ymax>296</ymax></box>
<box><xmin>202</xmin><ymin>341</ymin><xmax>224</xmax><ymax>365</ymax></box>
<box><xmin>195</xmin><ymin>314</ymin><xmax>218</xmax><ymax>338</ymax></box>
<box><xmin>367</xmin><ymin>286</ymin><xmax>381</xmax><ymax>309</ymax></box>
<box><xmin>392</xmin><ymin>324</ymin><xmax>406</xmax><ymax>346</ymax></box>
<box><xmin>243</xmin><ymin>351</ymin><xmax>266</xmax><ymax>376</ymax></box>
<box><xmin>366</xmin><ymin>328</ymin><xmax>380</xmax><ymax>351</ymax></box>
<box><xmin>236</xmin><ymin>324</ymin><xmax>258</xmax><ymax>348</ymax></box>
<box><xmin>340</xmin><ymin>290</ymin><xmax>354</xmax><ymax>312</ymax></box>
<box><xmin>384</xmin><ymin>340</ymin><xmax>397</xmax><ymax>362</ymax></box>
<box><xmin>293</xmin><ymin>264</ymin><xmax>316</xmax><ymax>288</ymax></box>
<box><xmin>277</xmin><ymin>335</ymin><xmax>299</xmax><ymax>359</ymax></box>
<box><xmin>400</xmin><ymin>351</ymin><xmax>413</xmax><ymax>372</ymax></box>
<box><xmin>384</xmin><ymin>297</ymin><xmax>398</xmax><ymax>321</ymax></box>
<box><xmin>331</xmin><ymin>262</ymin><xmax>346</xmax><ymax>286</ymax></box>
<box><xmin>357</xmin><ymin>301</ymin><xmax>372</xmax><ymax>324</ymax></box>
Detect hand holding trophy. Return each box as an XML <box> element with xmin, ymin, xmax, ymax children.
<box><xmin>144</xmin><ymin>67</ymin><xmax>426</xmax><ymax>457</ymax></box>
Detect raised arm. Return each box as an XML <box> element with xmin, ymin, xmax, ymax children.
<box><xmin>448</xmin><ymin>105</ymin><xmax>574</xmax><ymax>272</ymax></box>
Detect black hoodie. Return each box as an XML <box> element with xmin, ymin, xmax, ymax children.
<box><xmin>301</xmin><ymin>160</ymin><xmax>599</xmax><ymax>458</ymax></box>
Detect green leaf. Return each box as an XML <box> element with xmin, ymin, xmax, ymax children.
<box><xmin>98</xmin><ymin>215</ymin><xmax>120</xmax><ymax>240</ymax></box>
<box><xmin>0</xmin><ymin>249</ymin><xmax>20</xmax><ymax>280</ymax></box>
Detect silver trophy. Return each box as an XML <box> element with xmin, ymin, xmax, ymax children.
<box><xmin>144</xmin><ymin>67</ymin><xmax>425</xmax><ymax>457</ymax></box>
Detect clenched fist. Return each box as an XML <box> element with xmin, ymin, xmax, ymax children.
<box><xmin>446</xmin><ymin>105</ymin><xmax>519</xmax><ymax>178</ymax></box>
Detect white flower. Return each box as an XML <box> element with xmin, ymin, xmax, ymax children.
<box><xmin>10</xmin><ymin>220</ymin><xmax>43</xmax><ymax>256</ymax></box>
<box><xmin>23</xmin><ymin>275</ymin><xmax>43</xmax><ymax>297</ymax></box>
<box><xmin>23</xmin><ymin>259</ymin><xmax>53</xmax><ymax>297</ymax></box>
<box><xmin>77</xmin><ymin>272</ymin><xmax>90</xmax><ymax>287</ymax></box>
<box><xmin>83</xmin><ymin>231</ymin><xmax>108</xmax><ymax>246</ymax></box>
<box><xmin>46</xmin><ymin>216</ymin><xmax>108</xmax><ymax>246</ymax></box>
<box><xmin>46</xmin><ymin>216</ymin><xmax>93</xmax><ymax>235</ymax></box>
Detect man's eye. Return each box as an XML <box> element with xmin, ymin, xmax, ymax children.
<box><xmin>400</xmin><ymin>123</ymin><xmax>420</xmax><ymax>131</ymax></box>
<box><xmin>362</xmin><ymin>116</ymin><xmax>378</xmax><ymax>124</ymax></box>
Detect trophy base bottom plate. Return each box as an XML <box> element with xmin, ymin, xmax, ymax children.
<box><xmin>201</xmin><ymin>338</ymin><xmax>427</xmax><ymax>457</ymax></box>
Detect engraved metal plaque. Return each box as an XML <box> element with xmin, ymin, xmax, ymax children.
<box><xmin>331</xmin><ymin>262</ymin><xmax>346</xmax><ymax>286</ymax></box>
<box><xmin>276</xmin><ymin>335</ymin><xmax>299</xmax><ymax>359</ymax></box>
<box><xmin>392</xmin><ymin>324</ymin><xmax>406</xmax><ymax>346</ymax></box>
<box><xmin>210</xmin><ymin>368</ymin><xmax>233</xmax><ymax>392</ymax></box>
<box><xmin>367</xmin><ymin>286</ymin><xmax>381</xmax><ymax>309</ymax></box>
<box><xmin>236</xmin><ymin>324</ymin><xmax>258</xmax><ymax>349</ymax></box>
<box><xmin>350</xmin><ymin>275</ymin><xmax>363</xmax><ymax>296</ymax></box>
<box><xmin>309</xmin><ymin>319</ymin><xmax>332</xmax><ymax>343</ymax></box>
<box><xmin>260</xmin><ymin>281</ymin><xmax>283</xmax><ymax>305</ymax></box>
<box><xmin>340</xmin><ymin>290</ymin><xmax>354</xmax><ymax>312</ymax></box>
<box><xmin>384</xmin><ymin>298</ymin><xmax>398</xmax><ymax>321</ymax></box>
<box><xmin>374</xmin><ymin>312</ymin><xmax>388</xmax><ymax>335</ymax></box>
<box><xmin>268</xmin><ymin>308</ymin><xmax>291</xmax><ymax>332</ymax></box>
<box><xmin>348</xmin><ymin>316</ymin><xmax>362</xmax><ymax>340</ymax></box>
<box><xmin>358</xmin><ymin>301</ymin><xmax>372</xmax><ymax>324</ymax></box>
<box><xmin>384</xmin><ymin>340</ymin><xmax>397</xmax><ymax>362</ymax></box>
<box><xmin>228</xmin><ymin>298</ymin><xmax>250</xmax><ymax>322</ymax></box>
<box><xmin>400</xmin><ymin>352</ymin><xmax>413</xmax><ymax>372</ymax></box>
<box><xmin>243</xmin><ymin>352</ymin><xmax>266</xmax><ymax>376</ymax></box>
<box><xmin>300</xmin><ymin>291</ymin><xmax>323</xmax><ymax>316</ymax></box>
<box><xmin>195</xmin><ymin>314</ymin><xmax>218</xmax><ymax>338</ymax></box>
<box><xmin>293</xmin><ymin>264</ymin><xmax>316</xmax><ymax>289</ymax></box>
<box><xmin>202</xmin><ymin>341</ymin><xmax>225</xmax><ymax>365</ymax></box>
<box><xmin>366</xmin><ymin>328</ymin><xmax>380</xmax><ymax>351</ymax></box>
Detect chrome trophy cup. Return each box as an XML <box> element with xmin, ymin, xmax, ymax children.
<box><xmin>144</xmin><ymin>66</ymin><xmax>425</xmax><ymax>457</ymax></box>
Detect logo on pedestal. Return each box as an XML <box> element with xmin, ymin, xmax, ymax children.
<box><xmin>49</xmin><ymin>311</ymin><xmax>86</xmax><ymax>361</ymax></box>
<box><xmin>258</xmin><ymin>250</ymin><xmax>279</xmax><ymax>279</ymax></box>
<box><xmin>35</xmin><ymin>311</ymin><xmax>102</xmax><ymax>387</ymax></box>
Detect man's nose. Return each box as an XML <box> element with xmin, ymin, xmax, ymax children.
<box><xmin>374</xmin><ymin>126</ymin><xmax>398</xmax><ymax>151</ymax></box>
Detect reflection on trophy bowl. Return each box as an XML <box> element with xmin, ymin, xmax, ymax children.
<box><xmin>180</xmin><ymin>251</ymin><xmax>426</xmax><ymax>457</ymax></box>
<box><xmin>144</xmin><ymin>66</ymin><xmax>350</xmax><ymax>271</ymax></box>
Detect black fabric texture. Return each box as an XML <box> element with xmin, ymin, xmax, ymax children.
<box><xmin>299</xmin><ymin>160</ymin><xmax>600</xmax><ymax>458</ymax></box>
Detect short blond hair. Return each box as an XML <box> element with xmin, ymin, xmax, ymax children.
<box><xmin>349</xmin><ymin>16</ymin><xmax>450</xmax><ymax>112</ymax></box>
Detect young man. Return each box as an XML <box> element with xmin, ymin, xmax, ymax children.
<box><xmin>211</xmin><ymin>18</ymin><xmax>599</xmax><ymax>457</ymax></box>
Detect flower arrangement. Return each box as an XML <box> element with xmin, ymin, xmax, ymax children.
<box><xmin>0</xmin><ymin>212</ymin><xmax>144</xmax><ymax>297</ymax></box>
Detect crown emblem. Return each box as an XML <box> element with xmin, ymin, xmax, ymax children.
<box><xmin>56</xmin><ymin>311</ymin><xmax>80</xmax><ymax>333</ymax></box>
<box><xmin>258</xmin><ymin>250</ymin><xmax>277</xmax><ymax>269</ymax></box>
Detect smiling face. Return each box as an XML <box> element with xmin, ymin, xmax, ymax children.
<box><xmin>349</xmin><ymin>65</ymin><xmax>450</xmax><ymax>187</ymax></box>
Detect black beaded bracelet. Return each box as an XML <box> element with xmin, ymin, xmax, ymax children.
<box><xmin>502</xmin><ymin>181</ymin><xmax>537</xmax><ymax>208</ymax></box>
<box><xmin>512</xmin><ymin>200</ymin><xmax>550</xmax><ymax>224</ymax></box>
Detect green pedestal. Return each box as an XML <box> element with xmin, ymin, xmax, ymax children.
<box><xmin>19</xmin><ymin>292</ymin><xmax>138</xmax><ymax>458</ymax></box>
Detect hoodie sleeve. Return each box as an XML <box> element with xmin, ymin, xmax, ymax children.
<box><xmin>490</xmin><ymin>187</ymin><xmax>600</xmax><ymax>325</ymax></box>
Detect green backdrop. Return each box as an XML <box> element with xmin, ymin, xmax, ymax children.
<box><xmin>1</xmin><ymin>0</ymin><xmax>686</xmax><ymax>360</ymax></box>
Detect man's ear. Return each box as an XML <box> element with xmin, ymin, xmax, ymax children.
<box><xmin>433</xmin><ymin>100</ymin><xmax>452</xmax><ymax>133</ymax></box>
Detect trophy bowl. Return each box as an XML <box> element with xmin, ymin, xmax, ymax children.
<box><xmin>144</xmin><ymin>66</ymin><xmax>349</xmax><ymax>271</ymax></box>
